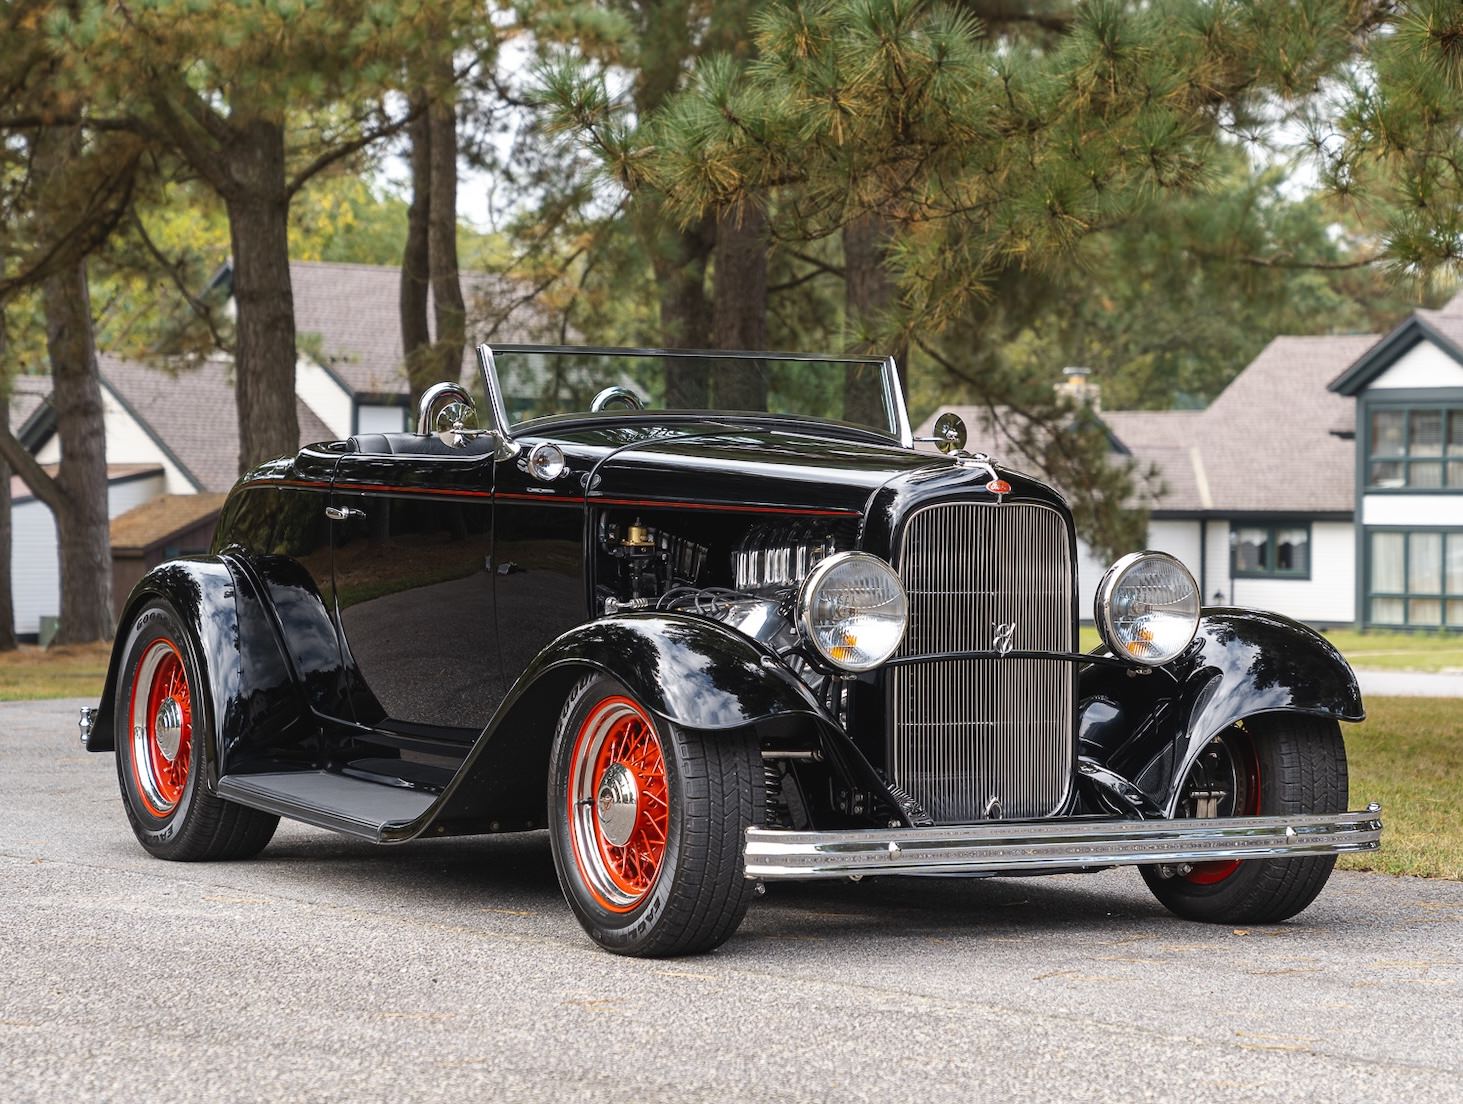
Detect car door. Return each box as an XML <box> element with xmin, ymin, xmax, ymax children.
<box><xmin>328</xmin><ymin>437</ymin><xmax>503</xmax><ymax>740</ymax></box>
<box><xmin>492</xmin><ymin>441</ymin><xmax>590</xmax><ymax>690</ymax></box>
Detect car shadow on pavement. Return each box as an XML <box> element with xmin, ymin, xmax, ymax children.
<box><xmin>250</xmin><ymin>827</ymin><xmax>1179</xmax><ymax>945</ymax></box>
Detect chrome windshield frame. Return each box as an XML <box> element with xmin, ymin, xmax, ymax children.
<box><xmin>475</xmin><ymin>343</ymin><xmax>914</xmax><ymax>448</ymax></box>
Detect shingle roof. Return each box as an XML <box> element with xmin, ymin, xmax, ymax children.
<box><xmin>915</xmin><ymin>333</ymin><xmax>1378</xmax><ymax>516</ymax></box>
<box><xmin>100</xmin><ymin>355</ymin><xmax>336</xmax><ymax>492</ymax></box>
<box><xmin>7</xmin><ymin>375</ymin><xmax>51</xmax><ymax>433</ymax></box>
<box><xmin>289</xmin><ymin>260</ymin><xmax>560</xmax><ymax>397</ymax></box>
<box><xmin>110</xmin><ymin>492</ymin><xmax>228</xmax><ymax>553</ymax></box>
<box><xmin>1186</xmin><ymin>334</ymin><xmax>1377</xmax><ymax>513</ymax></box>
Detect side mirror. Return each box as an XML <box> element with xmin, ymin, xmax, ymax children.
<box><xmin>914</xmin><ymin>411</ymin><xmax>968</xmax><ymax>454</ymax></box>
<box><xmin>418</xmin><ymin>382</ymin><xmax>481</xmax><ymax>447</ymax></box>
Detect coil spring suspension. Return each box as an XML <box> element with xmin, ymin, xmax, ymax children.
<box><xmin>764</xmin><ymin>761</ymin><xmax>792</xmax><ymax>828</ymax></box>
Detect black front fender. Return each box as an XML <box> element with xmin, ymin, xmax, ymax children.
<box><xmin>526</xmin><ymin>612</ymin><xmax>831</xmax><ymax>731</ymax></box>
<box><xmin>409</xmin><ymin>613</ymin><xmax>846</xmax><ymax>839</ymax></box>
<box><xmin>1078</xmin><ymin>608</ymin><xmax>1363</xmax><ymax>817</ymax></box>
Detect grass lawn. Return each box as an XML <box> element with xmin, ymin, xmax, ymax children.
<box><xmin>1319</xmin><ymin>628</ymin><xmax>1463</xmax><ymax>673</ymax></box>
<box><xmin>1340</xmin><ymin>695</ymin><xmax>1462</xmax><ymax>880</ymax></box>
<box><xmin>0</xmin><ymin>642</ymin><xmax>110</xmax><ymax>702</ymax></box>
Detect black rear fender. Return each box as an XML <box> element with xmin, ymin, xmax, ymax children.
<box><xmin>1078</xmin><ymin>609</ymin><xmax>1363</xmax><ymax>817</ymax></box>
<box><xmin>90</xmin><ymin>558</ymin><xmax>316</xmax><ymax>784</ymax></box>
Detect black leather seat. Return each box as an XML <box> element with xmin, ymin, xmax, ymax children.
<box><xmin>346</xmin><ymin>432</ymin><xmax>491</xmax><ymax>458</ymax></box>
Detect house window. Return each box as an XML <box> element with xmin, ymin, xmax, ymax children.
<box><xmin>1367</xmin><ymin>529</ymin><xmax>1463</xmax><ymax>628</ymax></box>
<box><xmin>1232</xmin><ymin>522</ymin><xmax>1310</xmax><ymax>578</ymax></box>
<box><xmin>1367</xmin><ymin>407</ymin><xmax>1463</xmax><ymax>489</ymax></box>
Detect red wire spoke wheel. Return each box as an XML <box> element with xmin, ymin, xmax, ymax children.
<box><xmin>1181</xmin><ymin>727</ymin><xmax>1262</xmax><ymax>887</ymax></box>
<box><xmin>567</xmin><ymin>695</ymin><xmax>670</xmax><ymax>912</ymax></box>
<box><xmin>549</xmin><ymin>673</ymin><xmax>763</xmax><ymax>956</ymax></box>
<box><xmin>113</xmin><ymin>600</ymin><xmax>278</xmax><ymax>861</ymax></box>
<box><xmin>1140</xmin><ymin>714</ymin><xmax>1348</xmax><ymax>926</ymax></box>
<box><xmin>127</xmin><ymin>638</ymin><xmax>194</xmax><ymax>817</ymax></box>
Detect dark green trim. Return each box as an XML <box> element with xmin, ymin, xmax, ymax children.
<box><xmin>17</xmin><ymin>398</ymin><xmax>55</xmax><ymax>452</ymax></box>
<box><xmin>1358</xmin><ymin>397</ymin><xmax>1463</xmax><ymax>492</ymax></box>
<box><xmin>1149</xmin><ymin>509</ymin><xmax>1352</xmax><ymax>521</ymax></box>
<box><xmin>10</xmin><ymin>463</ymin><xmax>163</xmax><ymax>505</ymax></box>
<box><xmin>1329</xmin><ymin>317</ymin><xmax>1463</xmax><ymax>395</ymax></box>
<box><xmin>1230</xmin><ymin>519</ymin><xmax>1313</xmax><ymax>580</ymax></box>
<box><xmin>1360</xmin><ymin>525</ymin><xmax>1463</xmax><ymax>630</ymax></box>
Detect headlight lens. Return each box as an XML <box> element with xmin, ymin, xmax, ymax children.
<box><xmin>797</xmin><ymin>552</ymin><xmax>908</xmax><ymax>672</ymax></box>
<box><xmin>1096</xmin><ymin>551</ymin><xmax>1200</xmax><ymax>666</ymax></box>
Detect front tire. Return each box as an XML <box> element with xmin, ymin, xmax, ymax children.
<box><xmin>1141</xmin><ymin>714</ymin><xmax>1348</xmax><ymax>924</ymax></box>
<box><xmin>114</xmin><ymin>601</ymin><xmax>278</xmax><ymax>861</ymax></box>
<box><xmin>548</xmin><ymin>674</ymin><xmax>762</xmax><ymax>957</ymax></box>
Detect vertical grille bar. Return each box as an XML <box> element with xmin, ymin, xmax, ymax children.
<box><xmin>890</xmin><ymin>502</ymin><xmax>1074</xmax><ymax>823</ymax></box>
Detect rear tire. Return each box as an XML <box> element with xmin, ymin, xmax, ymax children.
<box><xmin>114</xmin><ymin>600</ymin><xmax>279</xmax><ymax>861</ymax></box>
<box><xmin>1140</xmin><ymin>714</ymin><xmax>1347</xmax><ymax>924</ymax></box>
<box><xmin>548</xmin><ymin>674</ymin><xmax>763</xmax><ymax>957</ymax></box>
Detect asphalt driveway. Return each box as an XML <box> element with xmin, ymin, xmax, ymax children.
<box><xmin>2</xmin><ymin>699</ymin><xmax>1459</xmax><ymax>1103</ymax></box>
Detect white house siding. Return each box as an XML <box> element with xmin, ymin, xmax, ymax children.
<box><xmin>35</xmin><ymin>387</ymin><xmax>195</xmax><ymax>494</ymax></box>
<box><xmin>1366</xmin><ymin>341</ymin><xmax>1463</xmax><ymax>390</ymax></box>
<box><xmin>295</xmin><ymin>358</ymin><xmax>353</xmax><ymax>440</ymax></box>
<box><xmin>10</xmin><ymin>471</ymin><xmax>166</xmax><ymax>637</ymax></box>
<box><xmin>1076</xmin><ymin>521</ymin><xmax>1209</xmax><ymax>624</ymax></box>
<box><xmin>1074</xmin><ymin>537</ymin><xmax>1109</xmax><ymax>623</ymax></box>
<box><xmin>1223</xmin><ymin>521</ymin><xmax>1356</xmax><ymax>625</ymax></box>
<box><xmin>1363</xmin><ymin>494</ymin><xmax>1463</xmax><ymax>527</ymax></box>
<box><xmin>357</xmin><ymin>403</ymin><xmax>407</xmax><ymax>433</ymax></box>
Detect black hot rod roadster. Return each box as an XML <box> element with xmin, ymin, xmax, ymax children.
<box><xmin>81</xmin><ymin>345</ymin><xmax>1381</xmax><ymax>956</ymax></box>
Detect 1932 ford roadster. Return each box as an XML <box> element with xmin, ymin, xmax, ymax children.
<box><xmin>81</xmin><ymin>346</ymin><xmax>1382</xmax><ymax>956</ymax></box>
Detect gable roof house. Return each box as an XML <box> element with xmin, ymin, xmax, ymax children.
<box><xmin>916</xmin><ymin>292</ymin><xmax>1463</xmax><ymax>630</ymax></box>
<box><xmin>1328</xmin><ymin>296</ymin><xmax>1463</xmax><ymax>630</ymax></box>
<box><xmin>7</xmin><ymin>259</ymin><xmax>556</xmax><ymax>640</ymax></box>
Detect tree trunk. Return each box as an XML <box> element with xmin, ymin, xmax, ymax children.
<box><xmin>43</xmin><ymin>256</ymin><xmax>114</xmax><ymax>644</ymax></box>
<box><xmin>0</xmin><ymin>295</ymin><xmax>15</xmax><ymax>652</ymax></box>
<box><xmin>427</xmin><ymin>84</ymin><xmax>466</xmax><ymax>389</ymax></box>
<box><xmin>712</xmin><ymin>204</ymin><xmax>768</xmax><ymax>411</ymax></box>
<box><xmin>224</xmin><ymin>118</ymin><xmax>299</xmax><ymax>473</ymax></box>
<box><xmin>649</xmin><ymin>213</ymin><xmax>715</xmax><ymax>408</ymax></box>
<box><xmin>843</xmin><ymin>212</ymin><xmax>907</xmax><ymax>427</ymax></box>
<box><xmin>400</xmin><ymin>90</ymin><xmax>433</xmax><ymax>409</ymax></box>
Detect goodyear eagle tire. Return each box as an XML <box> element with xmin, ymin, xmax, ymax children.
<box><xmin>548</xmin><ymin>673</ymin><xmax>763</xmax><ymax>957</ymax></box>
<box><xmin>114</xmin><ymin>600</ymin><xmax>278</xmax><ymax>861</ymax></box>
<box><xmin>1141</xmin><ymin>714</ymin><xmax>1347</xmax><ymax>925</ymax></box>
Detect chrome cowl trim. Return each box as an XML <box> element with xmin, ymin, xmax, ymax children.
<box><xmin>744</xmin><ymin>805</ymin><xmax>1383</xmax><ymax>880</ymax></box>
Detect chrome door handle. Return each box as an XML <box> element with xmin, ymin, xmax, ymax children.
<box><xmin>325</xmin><ymin>506</ymin><xmax>365</xmax><ymax>521</ymax></box>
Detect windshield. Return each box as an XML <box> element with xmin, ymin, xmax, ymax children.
<box><xmin>483</xmin><ymin>347</ymin><xmax>904</xmax><ymax>440</ymax></box>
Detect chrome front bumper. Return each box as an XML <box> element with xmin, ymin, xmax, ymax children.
<box><xmin>744</xmin><ymin>805</ymin><xmax>1382</xmax><ymax>880</ymax></box>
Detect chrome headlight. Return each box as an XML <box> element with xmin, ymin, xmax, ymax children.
<box><xmin>797</xmin><ymin>552</ymin><xmax>908</xmax><ymax>672</ymax></box>
<box><xmin>1096</xmin><ymin>551</ymin><xmax>1200</xmax><ymax>666</ymax></box>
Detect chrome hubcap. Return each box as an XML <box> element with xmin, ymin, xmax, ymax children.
<box><xmin>596</xmin><ymin>762</ymin><xmax>640</xmax><ymax>848</ymax></box>
<box><xmin>155</xmin><ymin>698</ymin><xmax>184</xmax><ymax>761</ymax></box>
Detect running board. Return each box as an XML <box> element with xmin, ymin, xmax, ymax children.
<box><xmin>217</xmin><ymin>771</ymin><xmax>437</xmax><ymax>842</ymax></box>
<box><xmin>744</xmin><ymin>805</ymin><xmax>1383</xmax><ymax>880</ymax></box>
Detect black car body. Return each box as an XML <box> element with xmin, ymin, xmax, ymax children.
<box><xmin>84</xmin><ymin>345</ymin><xmax>1381</xmax><ymax>956</ymax></box>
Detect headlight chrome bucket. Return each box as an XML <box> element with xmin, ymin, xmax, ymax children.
<box><xmin>797</xmin><ymin>551</ymin><xmax>908</xmax><ymax>672</ymax></box>
<box><xmin>1096</xmin><ymin>551</ymin><xmax>1200</xmax><ymax>666</ymax></box>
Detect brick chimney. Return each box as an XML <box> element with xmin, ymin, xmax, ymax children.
<box><xmin>1055</xmin><ymin>366</ymin><xmax>1100</xmax><ymax>411</ymax></box>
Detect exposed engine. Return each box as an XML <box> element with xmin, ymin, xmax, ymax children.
<box><xmin>596</xmin><ymin>514</ymin><xmax>847</xmax><ymax>614</ymax></box>
<box><xmin>595</xmin><ymin>513</ymin><xmax>847</xmax><ymax>661</ymax></box>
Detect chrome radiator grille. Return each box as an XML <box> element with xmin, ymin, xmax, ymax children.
<box><xmin>890</xmin><ymin>502</ymin><xmax>1075</xmax><ymax>823</ymax></box>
